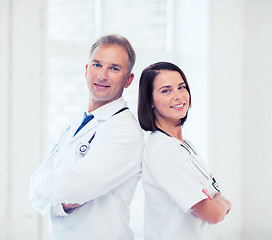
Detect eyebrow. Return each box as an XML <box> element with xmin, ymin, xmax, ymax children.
<box><xmin>158</xmin><ymin>81</ymin><xmax>185</xmax><ymax>91</ymax></box>
<box><xmin>111</xmin><ymin>63</ymin><xmax>123</xmax><ymax>69</ymax></box>
<box><xmin>91</xmin><ymin>59</ymin><xmax>100</xmax><ymax>63</ymax></box>
<box><xmin>179</xmin><ymin>82</ymin><xmax>186</xmax><ymax>86</ymax></box>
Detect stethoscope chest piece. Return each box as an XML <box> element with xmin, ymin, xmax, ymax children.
<box><xmin>79</xmin><ymin>144</ymin><xmax>90</xmax><ymax>156</ymax></box>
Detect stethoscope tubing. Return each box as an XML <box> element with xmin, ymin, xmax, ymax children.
<box><xmin>78</xmin><ymin>107</ymin><xmax>129</xmax><ymax>156</ymax></box>
<box><xmin>155</xmin><ymin>127</ymin><xmax>220</xmax><ymax>192</ymax></box>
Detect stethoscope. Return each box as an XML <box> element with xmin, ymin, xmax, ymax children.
<box><xmin>78</xmin><ymin>132</ymin><xmax>96</xmax><ymax>156</ymax></box>
<box><xmin>77</xmin><ymin>107</ymin><xmax>129</xmax><ymax>157</ymax></box>
<box><xmin>156</xmin><ymin>127</ymin><xmax>220</xmax><ymax>192</ymax></box>
<box><xmin>51</xmin><ymin>126</ymin><xmax>71</xmax><ymax>156</ymax></box>
<box><xmin>183</xmin><ymin>145</ymin><xmax>220</xmax><ymax>192</ymax></box>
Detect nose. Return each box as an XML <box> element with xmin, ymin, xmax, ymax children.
<box><xmin>173</xmin><ymin>89</ymin><xmax>181</xmax><ymax>100</ymax></box>
<box><xmin>98</xmin><ymin>68</ymin><xmax>107</xmax><ymax>81</ymax></box>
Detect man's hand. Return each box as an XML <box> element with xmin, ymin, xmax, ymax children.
<box><xmin>62</xmin><ymin>203</ymin><xmax>82</xmax><ymax>212</ymax></box>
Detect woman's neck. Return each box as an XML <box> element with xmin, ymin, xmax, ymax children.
<box><xmin>155</xmin><ymin>120</ymin><xmax>184</xmax><ymax>144</ymax></box>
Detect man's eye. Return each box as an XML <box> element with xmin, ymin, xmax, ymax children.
<box><xmin>111</xmin><ymin>67</ymin><xmax>120</xmax><ymax>71</ymax></box>
<box><xmin>93</xmin><ymin>63</ymin><xmax>101</xmax><ymax>67</ymax></box>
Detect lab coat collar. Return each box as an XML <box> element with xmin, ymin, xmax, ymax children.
<box><xmin>71</xmin><ymin>97</ymin><xmax>127</xmax><ymax>140</ymax></box>
<box><xmin>90</xmin><ymin>97</ymin><xmax>128</xmax><ymax>121</ymax></box>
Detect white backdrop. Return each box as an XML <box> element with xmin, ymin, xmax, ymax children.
<box><xmin>1</xmin><ymin>0</ymin><xmax>272</xmax><ymax>239</ymax></box>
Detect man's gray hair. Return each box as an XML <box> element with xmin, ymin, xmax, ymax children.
<box><xmin>90</xmin><ymin>34</ymin><xmax>136</xmax><ymax>74</ymax></box>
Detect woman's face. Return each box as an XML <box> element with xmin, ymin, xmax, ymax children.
<box><xmin>152</xmin><ymin>70</ymin><xmax>190</xmax><ymax>126</ymax></box>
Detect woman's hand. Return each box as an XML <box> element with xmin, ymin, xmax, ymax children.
<box><xmin>191</xmin><ymin>192</ymin><xmax>231</xmax><ymax>224</ymax></box>
<box><xmin>213</xmin><ymin>192</ymin><xmax>231</xmax><ymax>215</ymax></box>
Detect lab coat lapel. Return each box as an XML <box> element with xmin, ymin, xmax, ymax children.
<box><xmin>69</xmin><ymin>97</ymin><xmax>126</xmax><ymax>141</ymax></box>
<box><xmin>71</xmin><ymin>116</ymin><xmax>98</xmax><ymax>140</ymax></box>
<box><xmin>67</xmin><ymin>114</ymin><xmax>85</xmax><ymax>139</ymax></box>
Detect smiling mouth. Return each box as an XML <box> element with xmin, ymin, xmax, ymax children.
<box><xmin>94</xmin><ymin>83</ymin><xmax>110</xmax><ymax>88</ymax></box>
<box><xmin>170</xmin><ymin>103</ymin><xmax>185</xmax><ymax>109</ymax></box>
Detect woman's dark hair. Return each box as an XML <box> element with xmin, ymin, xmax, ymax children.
<box><xmin>138</xmin><ymin>62</ymin><xmax>191</xmax><ymax>131</ymax></box>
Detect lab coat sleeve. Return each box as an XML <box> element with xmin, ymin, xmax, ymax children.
<box><xmin>143</xmin><ymin>138</ymin><xmax>206</xmax><ymax>213</ymax></box>
<box><xmin>29</xmin><ymin>127</ymin><xmax>71</xmax><ymax>217</ymax></box>
<box><xmin>30</xmin><ymin>116</ymin><xmax>144</xmax><ymax>205</ymax></box>
<box><xmin>30</xmin><ymin>170</ymin><xmax>68</xmax><ymax>217</ymax></box>
<box><xmin>29</xmin><ymin>155</ymin><xmax>55</xmax><ymax>217</ymax></box>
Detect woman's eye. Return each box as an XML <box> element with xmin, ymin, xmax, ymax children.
<box><xmin>179</xmin><ymin>85</ymin><xmax>187</xmax><ymax>90</ymax></box>
<box><xmin>161</xmin><ymin>89</ymin><xmax>169</xmax><ymax>93</ymax></box>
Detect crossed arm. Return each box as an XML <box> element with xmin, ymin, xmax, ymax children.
<box><xmin>145</xmin><ymin>139</ymin><xmax>231</xmax><ymax>225</ymax></box>
<box><xmin>192</xmin><ymin>192</ymin><xmax>231</xmax><ymax>224</ymax></box>
<box><xmin>30</xmin><ymin>119</ymin><xmax>143</xmax><ymax>216</ymax></box>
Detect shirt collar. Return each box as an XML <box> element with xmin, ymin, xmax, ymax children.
<box><xmin>86</xmin><ymin>97</ymin><xmax>127</xmax><ymax>121</ymax></box>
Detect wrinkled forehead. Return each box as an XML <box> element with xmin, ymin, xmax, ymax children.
<box><xmin>90</xmin><ymin>44</ymin><xmax>129</xmax><ymax>68</ymax></box>
<box><xmin>90</xmin><ymin>44</ymin><xmax>129</xmax><ymax>60</ymax></box>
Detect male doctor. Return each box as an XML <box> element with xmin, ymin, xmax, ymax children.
<box><xmin>29</xmin><ymin>34</ymin><xmax>144</xmax><ymax>240</ymax></box>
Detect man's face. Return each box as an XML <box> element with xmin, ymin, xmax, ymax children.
<box><xmin>85</xmin><ymin>44</ymin><xmax>134</xmax><ymax>111</ymax></box>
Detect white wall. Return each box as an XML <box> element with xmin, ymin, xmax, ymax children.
<box><xmin>209</xmin><ymin>0</ymin><xmax>245</xmax><ymax>238</ymax></box>
<box><xmin>0</xmin><ymin>0</ymin><xmax>45</xmax><ymax>239</ymax></box>
<box><xmin>243</xmin><ymin>0</ymin><xmax>272</xmax><ymax>239</ymax></box>
<box><xmin>1</xmin><ymin>0</ymin><xmax>272</xmax><ymax>239</ymax></box>
<box><xmin>0</xmin><ymin>1</ymin><xmax>11</xmax><ymax>239</ymax></box>
<box><xmin>210</xmin><ymin>0</ymin><xmax>272</xmax><ymax>239</ymax></box>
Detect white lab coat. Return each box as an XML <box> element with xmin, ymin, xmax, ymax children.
<box><xmin>29</xmin><ymin>97</ymin><xmax>144</xmax><ymax>240</ymax></box>
<box><xmin>142</xmin><ymin>131</ymin><xmax>218</xmax><ymax>240</ymax></box>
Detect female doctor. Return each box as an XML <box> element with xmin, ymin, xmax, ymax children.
<box><xmin>138</xmin><ymin>62</ymin><xmax>231</xmax><ymax>240</ymax></box>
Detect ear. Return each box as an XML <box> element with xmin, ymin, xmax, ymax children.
<box><xmin>124</xmin><ymin>73</ymin><xmax>134</xmax><ymax>88</ymax></box>
<box><xmin>85</xmin><ymin>64</ymin><xmax>89</xmax><ymax>77</ymax></box>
